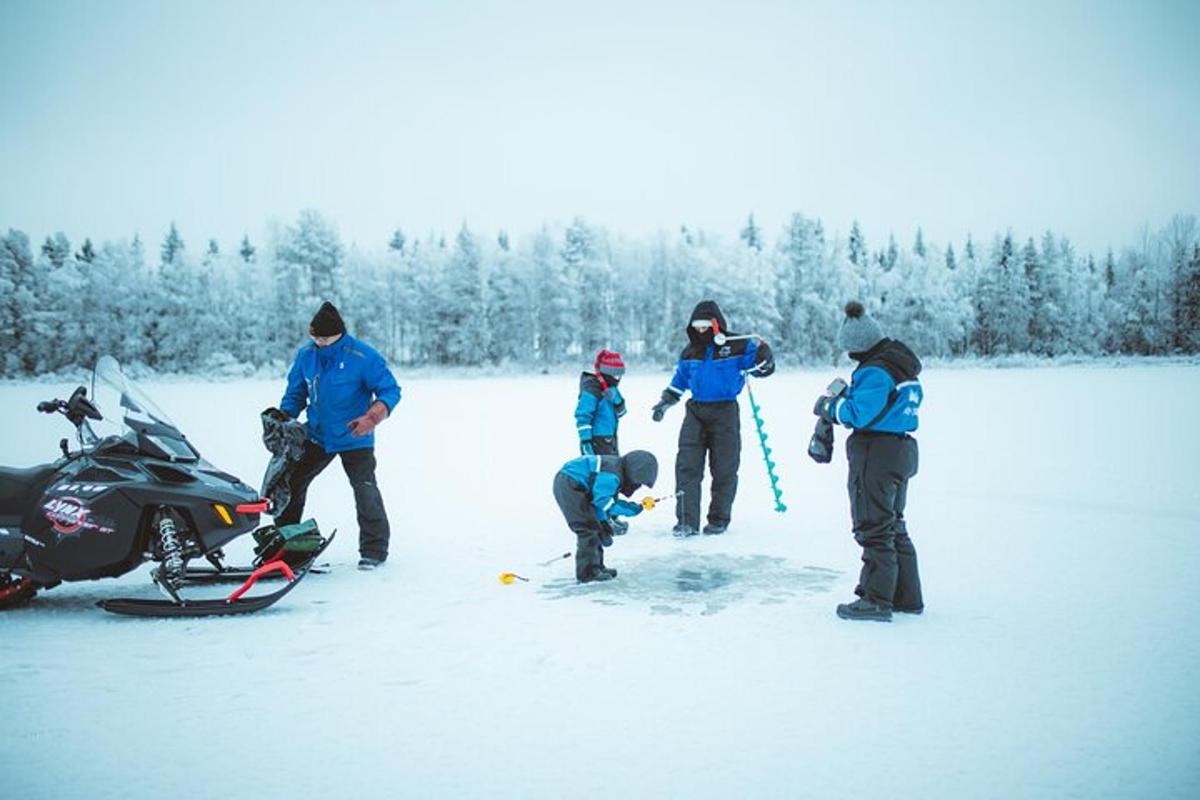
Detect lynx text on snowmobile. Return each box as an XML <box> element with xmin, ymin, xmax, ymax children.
<box><xmin>0</xmin><ymin>355</ymin><xmax>331</xmax><ymax>617</ymax></box>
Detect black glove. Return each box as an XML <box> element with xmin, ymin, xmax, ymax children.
<box><xmin>808</xmin><ymin>418</ymin><xmax>835</xmax><ymax>464</ymax></box>
<box><xmin>813</xmin><ymin>394</ymin><xmax>838</xmax><ymax>422</ymax></box>
<box><xmin>749</xmin><ymin>358</ymin><xmax>775</xmax><ymax>377</ymax></box>
<box><xmin>598</xmin><ymin>520</ymin><xmax>615</xmax><ymax>547</ymax></box>
<box><xmin>651</xmin><ymin>390</ymin><xmax>679</xmax><ymax>422</ymax></box>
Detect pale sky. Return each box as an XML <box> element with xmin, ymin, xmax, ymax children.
<box><xmin>1</xmin><ymin>0</ymin><xmax>1197</xmax><ymax>256</ymax></box>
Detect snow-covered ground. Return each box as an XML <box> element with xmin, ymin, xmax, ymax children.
<box><xmin>3</xmin><ymin>365</ymin><xmax>1198</xmax><ymax>799</ymax></box>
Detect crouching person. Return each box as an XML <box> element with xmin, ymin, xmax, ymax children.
<box><xmin>552</xmin><ymin>451</ymin><xmax>658</xmax><ymax>583</ymax></box>
<box><xmin>814</xmin><ymin>302</ymin><xmax>924</xmax><ymax>622</ymax></box>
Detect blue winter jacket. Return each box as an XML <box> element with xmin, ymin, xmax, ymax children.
<box><xmin>575</xmin><ymin>372</ymin><xmax>625</xmax><ymax>443</ymax></box>
<box><xmin>560</xmin><ymin>455</ymin><xmax>644</xmax><ymax>522</ymax></box>
<box><xmin>833</xmin><ymin>338</ymin><xmax>923</xmax><ymax>434</ymax></box>
<box><xmin>665</xmin><ymin>300</ymin><xmax>775</xmax><ymax>404</ymax></box>
<box><xmin>280</xmin><ymin>334</ymin><xmax>401</xmax><ymax>453</ymax></box>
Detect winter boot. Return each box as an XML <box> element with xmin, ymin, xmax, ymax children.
<box><xmin>672</xmin><ymin>523</ymin><xmax>699</xmax><ymax>538</ymax></box>
<box><xmin>358</xmin><ymin>556</ymin><xmax>386</xmax><ymax>571</ymax></box>
<box><xmin>893</xmin><ymin>604</ymin><xmax>924</xmax><ymax>615</ymax></box>
<box><xmin>578</xmin><ymin>565</ymin><xmax>617</xmax><ymax>584</ymax></box>
<box><xmin>702</xmin><ymin>523</ymin><xmax>727</xmax><ymax>536</ymax></box>
<box><xmin>836</xmin><ymin>597</ymin><xmax>892</xmax><ymax>622</ymax></box>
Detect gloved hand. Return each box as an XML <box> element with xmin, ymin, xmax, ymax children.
<box><xmin>580</xmin><ymin>440</ymin><xmax>595</xmax><ymax>456</ymax></box>
<box><xmin>652</xmin><ymin>389</ymin><xmax>680</xmax><ymax>422</ymax></box>
<box><xmin>348</xmin><ymin>401</ymin><xmax>389</xmax><ymax>437</ymax></box>
<box><xmin>264</xmin><ymin>407</ymin><xmax>291</xmax><ymax>422</ymax></box>
<box><xmin>749</xmin><ymin>358</ymin><xmax>775</xmax><ymax>377</ymax></box>
<box><xmin>598</xmin><ymin>520</ymin><xmax>615</xmax><ymax>547</ymax></box>
<box><xmin>812</xmin><ymin>394</ymin><xmax>838</xmax><ymax>422</ymax></box>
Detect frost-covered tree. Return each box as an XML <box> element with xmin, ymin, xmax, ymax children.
<box><xmin>161</xmin><ymin>222</ymin><xmax>184</xmax><ymax>266</ymax></box>
<box><xmin>42</xmin><ymin>232</ymin><xmax>71</xmax><ymax>268</ymax></box>
<box><xmin>0</xmin><ymin>230</ymin><xmax>36</xmax><ymax>374</ymax></box>
<box><xmin>532</xmin><ymin>227</ymin><xmax>577</xmax><ymax>363</ymax></box>
<box><xmin>848</xmin><ymin>220</ymin><xmax>867</xmax><ymax>268</ymax></box>
<box><xmin>485</xmin><ymin>238</ymin><xmax>534</xmax><ymax>363</ymax></box>
<box><xmin>563</xmin><ymin>218</ymin><xmax>613</xmax><ymax>355</ymax></box>
<box><xmin>429</xmin><ymin>223</ymin><xmax>486</xmax><ymax>365</ymax></box>
<box><xmin>239</xmin><ymin>234</ymin><xmax>256</xmax><ymax>263</ymax></box>
<box><xmin>1176</xmin><ymin>244</ymin><xmax>1200</xmax><ymax>352</ymax></box>
<box><xmin>740</xmin><ymin>213</ymin><xmax>763</xmax><ymax>252</ymax></box>
<box><xmin>76</xmin><ymin>238</ymin><xmax>96</xmax><ymax>263</ymax></box>
<box><xmin>388</xmin><ymin>228</ymin><xmax>406</xmax><ymax>254</ymax></box>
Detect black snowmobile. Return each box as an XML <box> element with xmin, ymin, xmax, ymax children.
<box><xmin>0</xmin><ymin>356</ymin><xmax>332</xmax><ymax>617</ymax></box>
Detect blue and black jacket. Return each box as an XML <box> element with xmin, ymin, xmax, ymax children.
<box><xmin>834</xmin><ymin>338</ymin><xmax>923</xmax><ymax>434</ymax></box>
<box><xmin>663</xmin><ymin>300</ymin><xmax>774</xmax><ymax>405</ymax></box>
<box><xmin>559</xmin><ymin>454</ymin><xmax>644</xmax><ymax>523</ymax></box>
<box><xmin>280</xmin><ymin>334</ymin><xmax>401</xmax><ymax>453</ymax></box>
<box><xmin>574</xmin><ymin>372</ymin><xmax>625</xmax><ymax>445</ymax></box>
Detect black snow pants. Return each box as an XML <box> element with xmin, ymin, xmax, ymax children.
<box><xmin>277</xmin><ymin>440</ymin><xmax>391</xmax><ymax>561</ymax></box>
<box><xmin>675</xmin><ymin>400</ymin><xmax>741</xmax><ymax>530</ymax></box>
<box><xmin>846</xmin><ymin>431</ymin><xmax>922</xmax><ymax>610</ymax></box>
<box><xmin>553</xmin><ymin>471</ymin><xmax>608</xmax><ymax>581</ymax></box>
<box><xmin>589</xmin><ymin>435</ymin><xmax>619</xmax><ymax>456</ymax></box>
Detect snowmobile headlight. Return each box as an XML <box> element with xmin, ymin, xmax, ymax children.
<box><xmin>212</xmin><ymin>504</ymin><xmax>234</xmax><ymax>526</ymax></box>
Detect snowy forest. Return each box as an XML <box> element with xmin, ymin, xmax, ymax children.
<box><xmin>1</xmin><ymin>211</ymin><xmax>1198</xmax><ymax>377</ymax></box>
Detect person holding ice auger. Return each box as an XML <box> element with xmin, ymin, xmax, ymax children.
<box><xmin>552</xmin><ymin>450</ymin><xmax>658</xmax><ymax>583</ymax></box>
<box><xmin>813</xmin><ymin>301</ymin><xmax>924</xmax><ymax>622</ymax></box>
<box><xmin>651</xmin><ymin>300</ymin><xmax>774</xmax><ymax>536</ymax></box>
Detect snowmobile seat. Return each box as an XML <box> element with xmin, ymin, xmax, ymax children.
<box><xmin>0</xmin><ymin>464</ymin><xmax>59</xmax><ymax>513</ymax></box>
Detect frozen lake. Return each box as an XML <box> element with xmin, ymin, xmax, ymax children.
<box><xmin>2</xmin><ymin>364</ymin><xmax>1198</xmax><ymax>799</ymax></box>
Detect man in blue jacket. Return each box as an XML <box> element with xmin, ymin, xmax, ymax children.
<box><xmin>651</xmin><ymin>300</ymin><xmax>774</xmax><ymax>536</ymax></box>
<box><xmin>814</xmin><ymin>301</ymin><xmax>924</xmax><ymax>621</ymax></box>
<box><xmin>277</xmin><ymin>302</ymin><xmax>401</xmax><ymax>570</ymax></box>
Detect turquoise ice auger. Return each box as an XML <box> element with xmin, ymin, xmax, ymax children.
<box><xmin>745</xmin><ymin>376</ymin><xmax>786</xmax><ymax>513</ymax></box>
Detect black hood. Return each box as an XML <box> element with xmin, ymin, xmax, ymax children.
<box><xmin>620</xmin><ymin>450</ymin><xmax>658</xmax><ymax>495</ymax></box>
<box><xmin>686</xmin><ymin>300</ymin><xmax>729</xmax><ymax>347</ymax></box>
<box><xmin>578</xmin><ymin>372</ymin><xmax>604</xmax><ymax>396</ymax></box>
<box><xmin>852</xmin><ymin>338</ymin><xmax>922</xmax><ymax>383</ymax></box>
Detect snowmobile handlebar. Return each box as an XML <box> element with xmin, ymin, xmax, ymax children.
<box><xmin>36</xmin><ymin>387</ymin><xmax>102</xmax><ymax>426</ymax></box>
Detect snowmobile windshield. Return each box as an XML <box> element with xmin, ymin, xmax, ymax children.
<box><xmin>84</xmin><ymin>355</ymin><xmax>198</xmax><ymax>462</ymax></box>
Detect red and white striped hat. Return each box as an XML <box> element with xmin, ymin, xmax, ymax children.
<box><xmin>594</xmin><ymin>349</ymin><xmax>626</xmax><ymax>379</ymax></box>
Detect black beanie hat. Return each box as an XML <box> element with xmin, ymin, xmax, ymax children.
<box><xmin>309</xmin><ymin>302</ymin><xmax>346</xmax><ymax>337</ymax></box>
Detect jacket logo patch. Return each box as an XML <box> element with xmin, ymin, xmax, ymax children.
<box><xmin>718</xmin><ymin>346</ymin><xmax>731</xmax><ymax>357</ymax></box>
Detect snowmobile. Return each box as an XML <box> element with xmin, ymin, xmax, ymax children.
<box><xmin>0</xmin><ymin>355</ymin><xmax>332</xmax><ymax>617</ymax></box>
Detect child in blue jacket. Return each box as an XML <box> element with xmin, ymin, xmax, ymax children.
<box><xmin>552</xmin><ymin>451</ymin><xmax>658</xmax><ymax>583</ymax></box>
<box><xmin>575</xmin><ymin>349</ymin><xmax>627</xmax><ymax>456</ymax></box>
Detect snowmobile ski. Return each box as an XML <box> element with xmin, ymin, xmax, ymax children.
<box><xmin>180</xmin><ymin>529</ymin><xmax>337</xmax><ymax>585</ymax></box>
<box><xmin>98</xmin><ymin>560</ymin><xmax>311</xmax><ymax>618</ymax></box>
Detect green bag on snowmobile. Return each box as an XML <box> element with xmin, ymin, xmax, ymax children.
<box><xmin>252</xmin><ymin>519</ymin><xmax>324</xmax><ymax>567</ymax></box>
